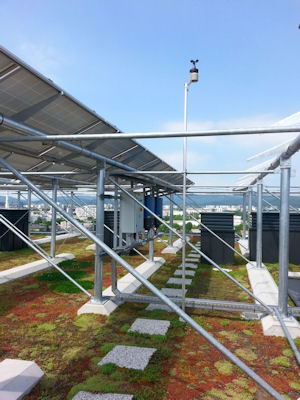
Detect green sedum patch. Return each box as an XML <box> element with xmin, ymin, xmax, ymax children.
<box><xmin>214</xmin><ymin>360</ymin><xmax>233</xmax><ymax>375</ymax></box>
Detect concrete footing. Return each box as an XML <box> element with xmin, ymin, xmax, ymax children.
<box><xmin>78</xmin><ymin>257</ymin><xmax>165</xmax><ymax>316</ymax></box>
<box><xmin>0</xmin><ymin>253</ymin><xmax>75</xmax><ymax>285</ymax></box>
<box><xmin>33</xmin><ymin>232</ymin><xmax>80</xmax><ymax>245</ymax></box>
<box><xmin>161</xmin><ymin>238</ymin><xmax>184</xmax><ymax>254</ymax></box>
<box><xmin>0</xmin><ymin>359</ymin><xmax>44</xmax><ymax>399</ymax></box>
<box><xmin>238</xmin><ymin>239</ymin><xmax>249</xmax><ymax>257</ymax></box>
<box><xmin>246</xmin><ymin>262</ymin><xmax>300</xmax><ymax>337</ymax></box>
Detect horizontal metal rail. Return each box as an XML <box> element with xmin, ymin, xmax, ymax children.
<box><xmin>0</xmin><ymin>124</ymin><xmax>299</xmax><ymax>141</ymax></box>
<box><xmin>110</xmin><ymin>170</ymin><xmax>276</xmax><ymax>175</ymax></box>
<box><xmin>0</xmin><ymin>156</ymin><xmax>285</xmax><ymax>400</ymax></box>
<box><xmin>110</xmin><ymin>177</ymin><xmax>274</xmax><ymax>314</ymax></box>
<box><xmin>0</xmin><ymin>215</ymin><xmax>92</xmax><ymax>297</ymax></box>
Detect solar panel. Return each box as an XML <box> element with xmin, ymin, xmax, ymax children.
<box><xmin>0</xmin><ymin>45</ymin><xmax>191</xmax><ymax>190</ymax></box>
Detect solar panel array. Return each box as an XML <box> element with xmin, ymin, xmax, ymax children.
<box><xmin>0</xmin><ymin>46</ymin><xmax>190</xmax><ymax>191</ymax></box>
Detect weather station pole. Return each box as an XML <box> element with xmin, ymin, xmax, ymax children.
<box><xmin>182</xmin><ymin>59</ymin><xmax>199</xmax><ymax>311</ymax></box>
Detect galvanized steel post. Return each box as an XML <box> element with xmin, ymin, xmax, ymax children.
<box><xmin>51</xmin><ymin>179</ymin><xmax>58</xmax><ymax>258</ymax></box>
<box><xmin>278</xmin><ymin>158</ymin><xmax>291</xmax><ymax>317</ymax></box>
<box><xmin>169</xmin><ymin>194</ymin><xmax>174</xmax><ymax>246</ymax></box>
<box><xmin>94</xmin><ymin>165</ymin><xmax>105</xmax><ymax>303</ymax></box>
<box><xmin>242</xmin><ymin>193</ymin><xmax>247</xmax><ymax>239</ymax></box>
<box><xmin>256</xmin><ymin>181</ymin><xmax>263</xmax><ymax>268</ymax></box>
<box><xmin>17</xmin><ymin>191</ymin><xmax>21</xmax><ymax>208</ymax></box>
<box><xmin>27</xmin><ymin>188</ymin><xmax>31</xmax><ymax>237</ymax></box>
<box><xmin>248</xmin><ymin>188</ymin><xmax>252</xmax><ymax>217</ymax></box>
<box><xmin>149</xmin><ymin>228</ymin><xmax>154</xmax><ymax>262</ymax></box>
<box><xmin>113</xmin><ymin>186</ymin><xmax>118</xmax><ymax>250</ymax></box>
<box><xmin>69</xmin><ymin>191</ymin><xmax>74</xmax><ymax>232</ymax></box>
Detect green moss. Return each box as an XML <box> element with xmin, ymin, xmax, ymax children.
<box><xmin>270</xmin><ymin>356</ymin><xmax>290</xmax><ymax>368</ymax></box>
<box><xmin>242</xmin><ymin>329</ymin><xmax>253</xmax><ymax>336</ymax></box>
<box><xmin>214</xmin><ymin>360</ymin><xmax>233</xmax><ymax>375</ymax></box>
<box><xmin>23</xmin><ymin>283</ymin><xmax>40</xmax><ymax>290</ymax></box>
<box><xmin>220</xmin><ymin>320</ymin><xmax>229</xmax><ymax>326</ymax></box>
<box><xmin>235</xmin><ymin>348</ymin><xmax>257</xmax><ymax>361</ymax></box>
<box><xmin>100</xmin><ymin>343</ymin><xmax>115</xmax><ymax>355</ymax></box>
<box><xmin>36</xmin><ymin>313</ymin><xmax>46</xmax><ymax>318</ymax></box>
<box><xmin>290</xmin><ymin>381</ymin><xmax>300</xmax><ymax>390</ymax></box>
<box><xmin>73</xmin><ymin>314</ymin><xmax>100</xmax><ymax>331</ymax></box>
<box><xmin>282</xmin><ymin>348</ymin><xmax>293</xmax><ymax>357</ymax></box>
<box><xmin>53</xmin><ymin>279</ymin><xmax>93</xmax><ymax>293</ymax></box>
<box><xmin>99</xmin><ymin>363</ymin><xmax>117</xmax><ymax>374</ymax></box>
<box><xmin>37</xmin><ymin>323</ymin><xmax>56</xmax><ymax>332</ymax></box>
<box><xmin>120</xmin><ymin>324</ymin><xmax>130</xmax><ymax>333</ymax></box>
<box><xmin>37</xmin><ymin>270</ymin><xmax>88</xmax><ymax>282</ymax></box>
<box><xmin>59</xmin><ymin>259</ymin><xmax>91</xmax><ymax>269</ymax></box>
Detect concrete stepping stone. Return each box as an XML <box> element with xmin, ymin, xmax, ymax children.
<box><xmin>187</xmin><ymin>253</ymin><xmax>200</xmax><ymax>258</ymax></box>
<box><xmin>98</xmin><ymin>345</ymin><xmax>156</xmax><ymax>370</ymax></box>
<box><xmin>185</xmin><ymin>258</ymin><xmax>200</xmax><ymax>262</ymax></box>
<box><xmin>145</xmin><ymin>303</ymin><xmax>172</xmax><ymax>312</ymax></box>
<box><xmin>179</xmin><ymin>262</ymin><xmax>198</xmax><ymax>269</ymax></box>
<box><xmin>167</xmin><ymin>277</ymin><xmax>192</xmax><ymax>285</ymax></box>
<box><xmin>161</xmin><ymin>288</ymin><xmax>187</xmax><ymax>297</ymax></box>
<box><xmin>174</xmin><ymin>269</ymin><xmax>195</xmax><ymax>277</ymax></box>
<box><xmin>0</xmin><ymin>359</ymin><xmax>44</xmax><ymax>400</ymax></box>
<box><xmin>72</xmin><ymin>393</ymin><xmax>133</xmax><ymax>400</ymax></box>
<box><xmin>129</xmin><ymin>318</ymin><xmax>170</xmax><ymax>335</ymax></box>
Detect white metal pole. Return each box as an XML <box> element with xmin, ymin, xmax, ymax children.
<box><xmin>182</xmin><ymin>82</ymin><xmax>189</xmax><ymax>311</ymax></box>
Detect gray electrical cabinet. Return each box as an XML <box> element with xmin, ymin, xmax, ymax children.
<box><xmin>120</xmin><ymin>192</ymin><xmax>144</xmax><ymax>234</ymax></box>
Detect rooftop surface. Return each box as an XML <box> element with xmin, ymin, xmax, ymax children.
<box><xmin>0</xmin><ymin>236</ymin><xmax>299</xmax><ymax>399</ymax></box>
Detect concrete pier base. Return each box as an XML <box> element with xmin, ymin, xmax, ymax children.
<box><xmin>78</xmin><ymin>257</ymin><xmax>165</xmax><ymax>316</ymax></box>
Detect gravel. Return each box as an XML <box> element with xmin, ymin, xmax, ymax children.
<box><xmin>129</xmin><ymin>318</ymin><xmax>170</xmax><ymax>335</ymax></box>
<box><xmin>98</xmin><ymin>345</ymin><xmax>156</xmax><ymax>370</ymax></box>
<box><xmin>72</xmin><ymin>393</ymin><xmax>133</xmax><ymax>400</ymax></box>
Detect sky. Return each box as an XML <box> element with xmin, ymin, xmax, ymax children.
<box><xmin>1</xmin><ymin>0</ymin><xmax>300</xmax><ymax>189</ymax></box>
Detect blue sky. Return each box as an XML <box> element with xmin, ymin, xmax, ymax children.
<box><xmin>1</xmin><ymin>0</ymin><xmax>300</xmax><ymax>188</ymax></box>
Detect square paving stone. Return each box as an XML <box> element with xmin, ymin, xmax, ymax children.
<box><xmin>129</xmin><ymin>318</ymin><xmax>170</xmax><ymax>335</ymax></box>
<box><xmin>179</xmin><ymin>263</ymin><xmax>198</xmax><ymax>269</ymax></box>
<box><xmin>98</xmin><ymin>345</ymin><xmax>156</xmax><ymax>370</ymax></box>
<box><xmin>167</xmin><ymin>277</ymin><xmax>192</xmax><ymax>285</ymax></box>
<box><xmin>145</xmin><ymin>303</ymin><xmax>172</xmax><ymax>312</ymax></box>
<box><xmin>72</xmin><ymin>393</ymin><xmax>133</xmax><ymax>400</ymax></box>
<box><xmin>161</xmin><ymin>288</ymin><xmax>187</xmax><ymax>297</ymax></box>
<box><xmin>174</xmin><ymin>269</ymin><xmax>195</xmax><ymax>277</ymax></box>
